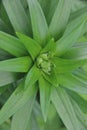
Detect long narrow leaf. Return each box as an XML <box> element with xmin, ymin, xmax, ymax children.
<box><xmin>27</xmin><ymin>0</ymin><xmax>49</xmax><ymax>46</ymax></box>
<box><xmin>0</xmin><ymin>72</ymin><xmax>18</xmax><ymax>87</ymax></box>
<box><xmin>42</xmin><ymin>69</ymin><xmax>58</xmax><ymax>87</ymax></box>
<box><xmin>16</xmin><ymin>32</ymin><xmax>41</xmax><ymax>60</ymax></box>
<box><xmin>49</xmin><ymin>0</ymin><xmax>71</xmax><ymax>39</ymax></box>
<box><xmin>38</xmin><ymin>0</ymin><xmax>59</xmax><ymax>25</ymax></box>
<box><xmin>55</xmin><ymin>14</ymin><xmax>87</xmax><ymax>56</ymax></box>
<box><xmin>53</xmin><ymin>57</ymin><xmax>87</xmax><ymax>73</ymax></box>
<box><xmin>0</xmin><ymin>3</ymin><xmax>14</xmax><ymax>34</ymax></box>
<box><xmin>0</xmin><ymin>56</ymin><xmax>32</xmax><ymax>72</ymax></box>
<box><xmin>70</xmin><ymin>97</ymin><xmax>87</xmax><ymax>129</ymax></box>
<box><xmin>19</xmin><ymin>0</ymin><xmax>27</xmax><ymax>9</ymax></box>
<box><xmin>0</xmin><ymin>80</ymin><xmax>37</xmax><ymax>125</ymax></box>
<box><xmin>11</xmin><ymin>94</ymin><xmax>36</xmax><ymax>130</ymax></box>
<box><xmin>39</xmin><ymin>76</ymin><xmax>51</xmax><ymax>121</ymax></box>
<box><xmin>25</xmin><ymin>65</ymin><xmax>41</xmax><ymax>88</ymax></box>
<box><xmin>70</xmin><ymin>7</ymin><xmax>87</xmax><ymax>22</ymax></box>
<box><xmin>0</xmin><ymin>31</ymin><xmax>27</xmax><ymax>57</ymax></box>
<box><xmin>67</xmin><ymin>90</ymin><xmax>87</xmax><ymax>114</ymax></box>
<box><xmin>0</xmin><ymin>49</ymin><xmax>11</xmax><ymax>60</ymax></box>
<box><xmin>41</xmin><ymin>38</ymin><xmax>56</xmax><ymax>56</ymax></box>
<box><xmin>57</xmin><ymin>73</ymin><xmax>87</xmax><ymax>94</ymax></box>
<box><xmin>33</xmin><ymin>101</ymin><xmax>45</xmax><ymax>130</ymax></box>
<box><xmin>62</xmin><ymin>44</ymin><xmax>87</xmax><ymax>59</ymax></box>
<box><xmin>73</xmin><ymin>68</ymin><xmax>87</xmax><ymax>84</ymax></box>
<box><xmin>51</xmin><ymin>87</ymin><xmax>80</xmax><ymax>130</ymax></box>
<box><xmin>3</xmin><ymin>0</ymin><xmax>31</xmax><ymax>35</ymax></box>
<box><xmin>0</xmin><ymin>18</ymin><xmax>10</xmax><ymax>33</ymax></box>
<box><xmin>30</xmin><ymin>113</ymin><xmax>40</xmax><ymax>130</ymax></box>
<box><xmin>45</xmin><ymin>103</ymin><xmax>63</xmax><ymax>130</ymax></box>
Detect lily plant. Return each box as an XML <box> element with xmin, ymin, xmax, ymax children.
<box><xmin>0</xmin><ymin>0</ymin><xmax>87</xmax><ymax>130</ymax></box>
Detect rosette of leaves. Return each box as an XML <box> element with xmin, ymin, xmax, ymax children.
<box><xmin>0</xmin><ymin>0</ymin><xmax>87</xmax><ymax>130</ymax></box>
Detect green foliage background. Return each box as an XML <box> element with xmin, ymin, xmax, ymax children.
<box><xmin>0</xmin><ymin>0</ymin><xmax>87</xmax><ymax>130</ymax></box>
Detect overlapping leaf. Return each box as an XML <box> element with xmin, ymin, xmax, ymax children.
<box><xmin>45</xmin><ymin>103</ymin><xmax>63</xmax><ymax>130</ymax></box>
<box><xmin>62</xmin><ymin>43</ymin><xmax>87</xmax><ymax>59</ymax></box>
<box><xmin>0</xmin><ymin>80</ymin><xmax>37</xmax><ymax>125</ymax></box>
<box><xmin>0</xmin><ymin>72</ymin><xmax>19</xmax><ymax>87</ymax></box>
<box><xmin>0</xmin><ymin>56</ymin><xmax>32</xmax><ymax>72</ymax></box>
<box><xmin>0</xmin><ymin>31</ymin><xmax>27</xmax><ymax>57</ymax></box>
<box><xmin>55</xmin><ymin>13</ymin><xmax>87</xmax><ymax>56</ymax></box>
<box><xmin>57</xmin><ymin>73</ymin><xmax>87</xmax><ymax>94</ymax></box>
<box><xmin>38</xmin><ymin>0</ymin><xmax>59</xmax><ymax>25</ymax></box>
<box><xmin>70</xmin><ymin>97</ymin><xmax>87</xmax><ymax>129</ymax></box>
<box><xmin>53</xmin><ymin>57</ymin><xmax>87</xmax><ymax>73</ymax></box>
<box><xmin>39</xmin><ymin>76</ymin><xmax>51</xmax><ymax>121</ymax></box>
<box><xmin>0</xmin><ymin>49</ymin><xmax>11</xmax><ymax>60</ymax></box>
<box><xmin>3</xmin><ymin>0</ymin><xmax>31</xmax><ymax>35</ymax></box>
<box><xmin>0</xmin><ymin>3</ymin><xmax>14</xmax><ymax>34</ymax></box>
<box><xmin>25</xmin><ymin>65</ymin><xmax>41</xmax><ymax>88</ymax></box>
<box><xmin>51</xmin><ymin>87</ymin><xmax>80</xmax><ymax>130</ymax></box>
<box><xmin>71</xmin><ymin>0</ymin><xmax>87</xmax><ymax>12</ymax></box>
<box><xmin>67</xmin><ymin>90</ymin><xmax>87</xmax><ymax>113</ymax></box>
<box><xmin>27</xmin><ymin>0</ymin><xmax>49</xmax><ymax>46</ymax></box>
<box><xmin>16</xmin><ymin>32</ymin><xmax>41</xmax><ymax>60</ymax></box>
<box><xmin>0</xmin><ymin>0</ymin><xmax>87</xmax><ymax>129</ymax></box>
<box><xmin>49</xmin><ymin>0</ymin><xmax>71</xmax><ymax>39</ymax></box>
<box><xmin>11</xmin><ymin>94</ymin><xmax>36</xmax><ymax>130</ymax></box>
<box><xmin>0</xmin><ymin>18</ymin><xmax>10</xmax><ymax>33</ymax></box>
<box><xmin>41</xmin><ymin>38</ymin><xmax>56</xmax><ymax>56</ymax></box>
<box><xmin>42</xmin><ymin>70</ymin><xmax>58</xmax><ymax>87</ymax></box>
<box><xmin>33</xmin><ymin>101</ymin><xmax>45</xmax><ymax>130</ymax></box>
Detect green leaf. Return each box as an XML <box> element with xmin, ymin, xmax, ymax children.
<box><xmin>41</xmin><ymin>38</ymin><xmax>56</xmax><ymax>56</ymax></box>
<box><xmin>73</xmin><ymin>68</ymin><xmax>87</xmax><ymax>84</ymax></box>
<box><xmin>0</xmin><ymin>31</ymin><xmax>27</xmax><ymax>57</ymax></box>
<box><xmin>45</xmin><ymin>103</ymin><xmax>63</xmax><ymax>130</ymax></box>
<box><xmin>19</xmin><ymin>0</ymin><xmax>27</xmax><ymax>9</ymax></box>
<box><xmin>67</xmin><ymin>90</ymin><xmax>87</xmax><ymax>114</ymax></box>
<box><xmin>38</xmin><ymin>0</ymin><xmax>59</xmax><ymax>25</ymax></box>
<box><xmin>30</xmin><ymin>112</ymin><xmax>40</xmax><ymax>130</ymax></box>
<box><xmin>51</xmin><ymin>87</ymin><xmax>80</xmax><ymax>130</ymax></box>
<box><xmin>49</xmin><ymin>0</ymin><xmax>71</xmax><ymax>40</ymax></box>
<box><xmin>53</xmin><ymin>57</ymin><xmax>87</xmax><ymax>73</ymax></box>
<box><xmin>70</xmin><ymin>7</ymin><xmax>87</xmax><ymax>20</ymax></box>
<box><xmin>70</xmin><ymin>97</ymin><xmax>87</xmax><ymax>129</ymax></box>
<box><xmin>42</xmin><ymin>69</ymin><xmax>58</xmax><ymax>87</ymax></box>
<box><xmin>11</xmin><ymin>94</ymin><xmax>36</xmax><ymax>130</ymax></box>
<box><xmin>57</xmin><ymin>73</ymin><xmax>87</xmax><ymax>94</ymax></box>
<box><xmin>27</xmin><ymin>0</ymin><xmax>49</xmax><ymax>46</ymax></box>
<box><xmin>0</xmin><ymin>56</ymin><xmax>32</xmax><ymax>72</ymax></box>
<box><xmin>64</xmin><ymin>11</ymin><xmax>87</xmax><ymax>36</ymax></box>
<box><xmin>25</xmin><ymin>65</ymin><xmax>41</xmax><ymax>88</ymax></box>
<box><xmin>62</xmin><ymin>43</ymin><xmax>87</xmax><ymax>59</ymax></box>
<box><xmin>55</xmin><ymin>14</ymin><xmax>87</xmax><ymax>56</ymax></box>
<box><xmin>2</xmin><ymin>0</ymin><xmax>31</xmax><ymax>35</ymax></box>
<box><xmin>78</xmin><ymin>36</ymin><xmax>87</xmax><ymax>43</ymax></box>
<box><xmin>82</xmin><ymin>63</ymin><xmax>87</xmax><ymax>72</ymax></box>
<box><xmin>33</xmin><ymin>101</ymin><xmax>65</xmax><ymax>130</ymax></box>
<box><xmin>39</xmin><ymin>76</ymin><xmax>51</xmax><ymax>121</ymax></box>
<box><xmin>0</xmin><ymin>72</ymin><xmax>18</xmax><ymax>87</ymax></box>
<box><xmin>16</xmin><ymin>32</ymin><xmax>41</xmax><ymax>60</ymax></box>
<box><xmin>0</xmin><ymin>3</ymin><xmax>14</xmax><ymax>34</ymax></box>
<box><xmin>0</xmin><ymin>49</ymin><xmax>11</xmax><ymax>60</ymax></box>
<box><xmin>60</xmin><ymin>128</ymin><xmax>67</xmax><ymax>130</ymax></box>
<box><xmin>0</xmin><ymin>122</ymin><xmax>11</xmax><ymax>130</ymax></box>
<box><xmin>71</xmin><ymin>0</ymin><xmax>87</xmax><ymax>13</ymax></box>
<box><xmin>0</xmin><ymin>18</ymin><xmax>10</xmax><ymax>33</ymax></box>
<box><xmin>0</xmin><ymin>80</ymin><xmax>37</xmax><ymax>125</ymax></box>
<box><xmin>33</xmin><ymin>101</ymin><xmax>45</xmax><ymax>130</ymax></box>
